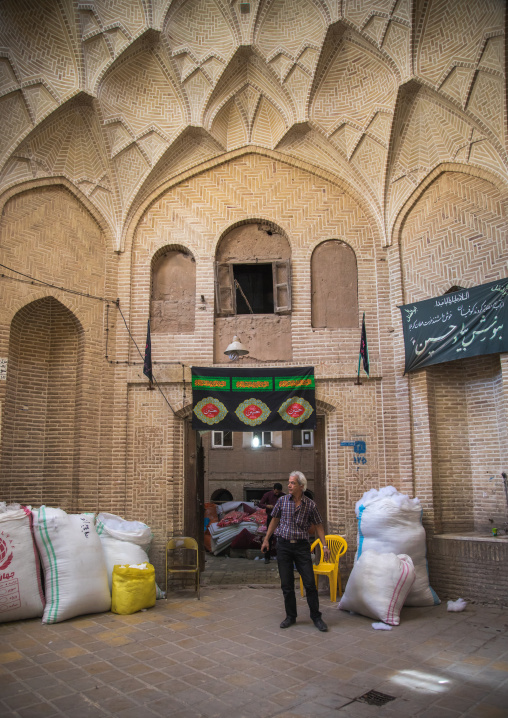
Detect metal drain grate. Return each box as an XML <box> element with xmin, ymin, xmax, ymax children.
<box><xmin>356</xmin><ymin>690</ymin><xmax>396</xmax><ymax>707</ymax></box>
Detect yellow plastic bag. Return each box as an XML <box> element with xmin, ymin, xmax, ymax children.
<box><xmin>111</xmin><ymin>563</ymin><xmax>156</xmax><ymax>615</ymax></box>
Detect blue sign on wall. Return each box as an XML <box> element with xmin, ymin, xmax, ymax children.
<box><xmin>341</xmin><ymin>439</ymin><xmax>367</xmax><ymax>465</ymax></box>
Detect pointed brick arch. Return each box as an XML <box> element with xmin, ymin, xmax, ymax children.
<box><xmin>0</xmin><ymin>297</ymin><xmax>83</xmax><ymax>509</ymax></box>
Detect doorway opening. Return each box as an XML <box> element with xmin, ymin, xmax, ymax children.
<box><xmin>183</xmin><ymin>416</ymin><xmax>327</xmax><ymax>584</ymax></box>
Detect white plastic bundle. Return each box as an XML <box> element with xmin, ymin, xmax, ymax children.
<box><xmin>355</xmin><ymin>486</ymin><xmax>439</xmax><ymax>607</ymax></box>
<box><xmin>0</xmin><ymin>503</ymin><xmax>45</xmax><ymax>622</ymax></box>
<box><xmin>33</xmin><ymin>507</ymin><xmax>111</xmax><ymax>623</ymax></box>
<box><xmin>96</xmin><ymin>513</ymin><xmax>164</xmax><ymax>598</ymax></box>
<box><xmin>339</xmin><ymin>549</ymin><xmax>416</xmax><ymax>626</ymax></box>
<box><xmin>447</xmin><ymin>598</ymin><xmax>467</xmax><ymax>612</ymax></box>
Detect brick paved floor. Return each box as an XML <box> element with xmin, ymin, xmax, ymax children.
<box><xmin>201</xmin><ymin>554</ymin><xmax>281</xmax><ymax>586</ymax></box>
<box><xmin>1</xmin><ymin>557</ymin><xmax>507</xmax><ymax>718</ymax></box>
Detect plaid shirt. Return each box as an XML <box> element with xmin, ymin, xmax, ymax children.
<box><xmin>271</xmin><ymin>493</ymin><xmax>323</xmax><ymax>540</ymax></box>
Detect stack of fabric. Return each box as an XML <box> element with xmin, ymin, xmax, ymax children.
<box><xmin>208</xmin><ymin>502</ymin><xmax>267</xmax><ymax>555</ymax></box>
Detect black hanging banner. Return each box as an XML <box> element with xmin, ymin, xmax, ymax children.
<box><xmin>191</xmin><ymin>366</ymin><xmax>316</xmax><ymax>432</ymax></box>
<box><xmin>399</xmin><ymin>278</ymin><xmax>508</xmax><ymax>374</ymax></box>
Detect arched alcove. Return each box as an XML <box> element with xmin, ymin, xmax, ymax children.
<box><xmin>0</xmin><ymin>297</ymin><xmax>83</xmax><ymax>509</ymax></box>
<box><xmin>401</xmin><ymin>171</ymin><xmax>508</xmax><ymax>535</ymax></box>
<box><xmin>214</xmin><ymin>221</ymin><xmax>292</xmax><ymax>362</ymax></box>
<box><xmin>311</xmin><ymin>240</ymin><xmax>358</xmax><ymax>328</ymax></box>
<box><xmin>151</xmin><ymin>245</ymin><xmax>196</xmax><ymax>333</ymax></box>
<box><xmin>427</xmin><ymin>354</ymin><xmax>505</xmax><ymax>534</ymax></box>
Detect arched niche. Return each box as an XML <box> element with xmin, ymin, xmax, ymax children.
<box><xmin>150</xmin><ymin>245</ymin><xmax>196</xmax><ymax>333</ymax></box>
<box><xmin>0</xmin><ymin>297</ymin><xmax>83</xmax><ymax>509</ymax></box>
<box><xmin>311</xmin><ymin>240</ymin><xmax>359</xmax><ymax>328</ymax></box>
<box><xmin>426</xmin><ymin>353</ymin><xmax>504</xmax><ymax>533</ymax></box>
<box><xmin>401</xmin><ymin>170</ymin><xmax>508</xmax><ymax>535</ymax></box>
<box><xmin>214</xmin><ymin>221</ymin><xmax>292</xmax><ymax>363</ymax></box>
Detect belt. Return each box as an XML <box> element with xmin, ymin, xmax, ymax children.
<box><xmin>278</xmin><ymin>538</ymin><xmax>309</xmax><ymax>544</ymax></box>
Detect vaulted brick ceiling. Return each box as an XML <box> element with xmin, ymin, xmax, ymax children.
<box><xmin>0</xmin><ymin>0</ymin><xmax>505</xmax><ymax>246</ymax></box>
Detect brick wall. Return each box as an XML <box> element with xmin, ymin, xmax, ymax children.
<box><xmin>0</xmin><ymin>160</ymin><xmax>506</xmax><ymax>595</ymax></box>
<box><xmin>0</xmin><ymin>186</ymin><xmax>117</xmax><ymax>513</ymax></box>
<box><xmin>203</xmin><ymin>430</ymin><xmax>315</xmax><ymax>501</ymax></box>
<box><xmin>428</xmin><ymin>537</ymin><xmax>508</xmax><ymax>606</ymax></box>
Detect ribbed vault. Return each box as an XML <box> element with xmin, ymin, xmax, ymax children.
<box><xmin>0</xmin><ymin>0</ymin><xmax>505</xmax><ymax>247</ymax></box>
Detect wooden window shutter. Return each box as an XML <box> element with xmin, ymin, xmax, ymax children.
<box><xmin>273</xmin><ymin>260</ymin><xmax>291</xmax><ymax>314</ymax></box>
<box><xmin>215</xmin><ymin>263</ymin><xmax>235</xmax><ymax>315</ymax></box>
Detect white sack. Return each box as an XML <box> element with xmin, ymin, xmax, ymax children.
<box><xmin>355</xmin><ymin>486</ymin><xmax>439</xmax><ymax>607</ymax></box>
<box><xmin>95</xmin><ymin>513</ymin><xmax>164</xmax><ymax>598</ymax></box>
<box><xmin>33</xmin><ymin>506</ymin><xmax>111</xmax><ymax>623</ymax></box>
<box><xmin>339</xmin><ymin>549</ymin><xmax>416</xmax><ymax>626</ymax></box>
<box><xmin>0</xmin><ymin>503</ymin><xmax>45</xmax><ymax>622</ymax></box>
<box><xmin>95</xmin><ymin>513</ymin><xmax>152</xmax><ymax>548</ymax></box>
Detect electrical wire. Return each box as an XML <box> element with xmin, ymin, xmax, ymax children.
<box><xmin>1</xmin><ymin>261</ymin><xmax>179</xmax><ymax>416</ymax></box>
<box><xmin>0</xmin><ymin>262</ymin><xmax>117</xmax><ymax>303</ymax></box>
<box><xmin>115</xmin><ymin>303</ymin><xmax>177</xmax><ymax>416</ymax></box>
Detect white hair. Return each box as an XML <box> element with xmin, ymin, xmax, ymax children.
<box><xmin>289</xmin><ymin>471</ymin><xmax>307</xmax><ymax>491</ymax></box>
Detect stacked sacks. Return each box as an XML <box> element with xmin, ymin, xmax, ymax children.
<box><xmin>95</xmin><ymin>512</ymin><xmax>165</xmax><ymax>598</ymax></box>
<box><xmin>355</xmin><ymin>486</ymin><xmax>440</xmax><ymax>606</ymax></box>
<box><xmin>0</xmin><ymin>503</ymin><xmax>45</xmax><ymax>622</ymax></box>
<box><xmin>33</xmin><ymin>507</ymin><xmax>111</xmax><ymax>623</ymax></box>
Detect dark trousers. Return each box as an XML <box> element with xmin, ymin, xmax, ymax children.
<box><xmin>276</xmin><ymin>538</ymin><xmax>321</xmax><ymax>621</ymax></box>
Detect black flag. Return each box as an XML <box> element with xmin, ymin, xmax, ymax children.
<box><xmin>358</xmin><ymin>312</ymin><xmax>369</xmax><ymax>377</ymax></box>
<box><xmin>143</xmin><ymin>320</ymin><xmax>153</xmax><ymax>384</ymax></box>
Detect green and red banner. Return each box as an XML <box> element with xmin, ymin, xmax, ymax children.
<box><xmin>191</xmin><ymin>366</ymin><xmax>316</xmax><ymax>431</ymax></box>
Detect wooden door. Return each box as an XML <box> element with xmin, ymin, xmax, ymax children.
<box><xmin>313</xmin><ymin>415</ymin><xmax>327</xmax><ymax>532</ymax></box>
<box><xmin>183</xmin><ymin>421</ymin><xmax>205</xmax><ymax>570</ymax></box>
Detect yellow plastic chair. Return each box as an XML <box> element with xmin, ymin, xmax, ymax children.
<box><xmin>166</xmin><ymin>536</ymin><xmax>200</xmax><ymax>599</ymax></box>
<box><xmin>300</xmin><ymin>534</ymin><xmax>348</xmax><ymax>603</ymax></box>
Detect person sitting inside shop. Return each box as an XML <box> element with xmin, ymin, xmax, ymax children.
<box><xmin>259</xmin><ymin>483</ymin><xmax>284</xmax><ymax>564</ymax></box>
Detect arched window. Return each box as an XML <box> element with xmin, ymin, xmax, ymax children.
<box><xmin>213</xmin><ymin>222</ymin><xmax>292</xmax><ymax>362</ymax></box>
<box><xmin>215</xmin><ymin>223</ymin><xmax>291</xmax><ymax>316</ymax></box>
<box><xmin>311</xmin><ymin>240</ymin><xmax>358</xmax><ymax>328</ymax></box>
<box><xmin>151</xmin><ymin>247</ymin><xmax>196</xmax><ymax>333</ymax></box>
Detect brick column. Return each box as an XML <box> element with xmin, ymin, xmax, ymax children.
<box><xmin>409</xmin><ymin>370</ymin><xmax>439</xmax><ymax>534</ymax></box>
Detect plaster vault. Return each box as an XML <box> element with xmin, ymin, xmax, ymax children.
<box><xmin>0</xmin><ymin>0</ymin><xmax>507</xmax><ymax>602</ymax></box>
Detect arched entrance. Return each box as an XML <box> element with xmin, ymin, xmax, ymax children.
<box><xmin>181</xmin><ymin>406</ymin><xmax>334</xmax><ymax>579</ymax></box>
<box><xmin>1</xmin><ymin>297</ymin><xmax>83</xmax><ymax>509</ymax></box>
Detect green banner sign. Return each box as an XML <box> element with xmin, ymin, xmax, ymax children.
<box><xmin>399</xmin><ymin>278</ymin><xmax>508</xmax><ymax>373</ymax></box>
<box><xmin>191</xmin><ymin>366</ymin><xmax>316</xmax><ymax>431</ymax></box>
<box><xmin>232</xmin><ymin>377</ymin><xmax>273</xmax><ymax>391</ymax></box>
<box><xmin>192</xmin><ymin>375</ymin><xmax>230</xmax><ymax>391</ymax></box>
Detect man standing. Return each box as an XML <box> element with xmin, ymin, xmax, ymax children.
<box><xmin>259</xmin><ymin>482</ymin><xmax>284</xmax><ymax>563</ymax></box>
<box><xmin>261</xmin><ymin>471</ymin><xmax>330</xmax><ymax>632</ymax></box>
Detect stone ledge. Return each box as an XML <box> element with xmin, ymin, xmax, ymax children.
<box><xmin>434</xmin><ymin>532</ymin><xmax>508</xmax><ymax>543</ymax></box>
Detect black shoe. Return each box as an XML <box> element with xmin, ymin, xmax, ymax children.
<box><xmin>280</xmin><ymin>616</ymin><xmax>296</xmax><ymax>629</ymax></box>
<box><xmin>313</xmin><ymin>617</ymin><xmax>328</xmax><ymax>632</ymax></box>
